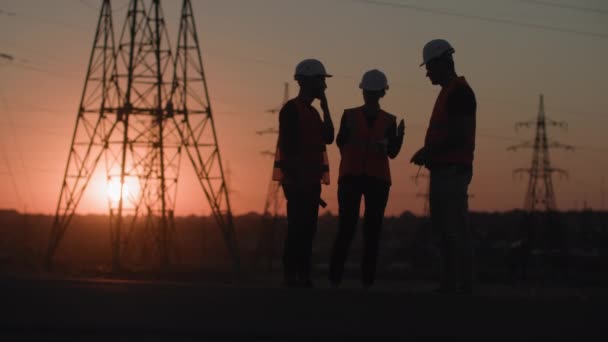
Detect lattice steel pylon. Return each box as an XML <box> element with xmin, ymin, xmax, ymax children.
<box><xmin>46</xmin><ymin>0</ymin><xmax>239</xmax><ymax>274</ymax></box>
<box><xmin>46</xmin><ymin>0</ymin><xmax>122</xmax><ymax>270</ymax></box>
<box><xmin>256</xmin><ymin>82</ymin><xmax>289</xmax><ymax>271</ymax></box>
<box><xmin>261</xmin><ymin>83</ymin><xmax>289</xmax><ymax>218</ymax></box>
<box><xmin>411</xmin><ymin>171</ymin><xmax>430</xmax><ymax>218</ymax></box>
<box><xmin>508</xmin><ymin>94</ymin><xmax>573</xmax><ymax>212</ymax></box>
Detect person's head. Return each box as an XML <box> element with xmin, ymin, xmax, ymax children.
<box><xmin>420</xmin><ymin>39</ymin><xmax>456</xmax><ymax>86</ymax></box>
<box><xmin>294</xmin><ymin>59</ymin><xmax>332</xmax><ymax>99</ymax></box>
<box><xmin>359</xmin><ymin>69</ymin><xmax>388</xmax><ymax>105</ymax></box>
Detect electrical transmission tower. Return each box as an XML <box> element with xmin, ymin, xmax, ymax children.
<box><xmin>46</xmin><ymin>0</ymin><xmax>239</xmax><ymax>274</ymax></box>
<box><xmin>508</xmin><ymin>93</ymin><xmax>572</xmax><ymax>278</ymax></box>
<box><xmin>261</xmin><ymin>83</ymin><xmax>289</xmax><ymax>217</ymax></box>
<box><xmin>255</xmin><ymin>82</ymin><xmax>289</xmax><ymax>272</ymax></box>
<box><xmin>412</xmin><ymin>170</ymin><xmax>430</xmax><ymax>217</ymax></box>
<box><xmin>508</xmin><ymin>94</ymin><xmax>573</xmax><ymax>211</ymax></box>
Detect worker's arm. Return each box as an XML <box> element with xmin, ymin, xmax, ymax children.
<box><xmin>336</xmin><ymin>110</ymin><xmax>350</xmax><ymax>149</ymax></box>
<box><xmin>320</xmin><ymin>93</ymin><xmax>335</xmax><ymax>144</ymax></box>
<box><xmin>278</xmin><ymin>101</ymin><xmax>300</xmax><ymax>176</ymax></box>
<box><xmin>387</xmin><ymin>118</ymin><xmax>405</xmax><ymax>159</ymax></box>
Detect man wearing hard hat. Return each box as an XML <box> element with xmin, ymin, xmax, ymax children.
<box><xmin>328</xmin><ymin>69</ymin><xmax>405</xmax><ymax>289</ymax></box>
<box><xmin>272</xmin><ymin>59</ymin><xmax>334</xmax><ymax>288</ymax></box>
<box><xmin>411</xmin><ymin>39</ymin><xmax>477</xmax><ymax>294</ymax></box>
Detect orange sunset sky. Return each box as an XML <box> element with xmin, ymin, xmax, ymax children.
<box><xmin>0</xmin><ymin>0</ymin><xmax>607</xmax><ymax>217</ymax></box>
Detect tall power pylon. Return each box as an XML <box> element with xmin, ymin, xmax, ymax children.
<box><xmin>256</xmin><ymin>82</ymin><xmax>289</xmax><ymax>271</ymax></box>
<box><xmin>46</xmin><ymin>0</ymin><xmax>239</xmax><ymax>273</ymax></box>
<box><xmin>261</xmin><ymin>83</ymin><xmax>289</xmax><ymax>218</ymax></box>
<box><xmin>411</xmin><ymin>170</ymin><xmax>430</xmax><ymax>217</ymax></box>
<box><xmin>508</xmin><ymin>94</ymin><xmax>573</xmax><ymax>212</ymax></box>
<box><xmin>508</xmin><ymin>94</ymin><xmax>572</xmax><ymax>278</ymax></box>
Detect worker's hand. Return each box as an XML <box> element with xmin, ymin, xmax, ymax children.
<box><xmin>319</xmin><ymin>91</ymin><xmax>329</xmax><ymax>113</ymax></box>
<box><xmin>397</xmin><ymin>119</ymin><xmax>405</xmax><ymax>137</ymax></box>
<box><xmin>376</xmin><ymin>138</ymin><xmax>388</xmax><ymax>155</ymax></box>
<box><xmin>410</xmin><ymin>146</ymin><xmax>428</xmax><ymax>166</ymax></box>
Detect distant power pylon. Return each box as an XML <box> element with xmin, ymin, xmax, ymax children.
<box><xmin>411</xmin><ymin>170</ymin><xmax>430</xmax><ymax>217</ymax></box>
<box><xmin>411</xmin><ymin>169</ymin><xmax>474</xmax><ymax>218</ymax></box>
<box><xmin>46</xmin><ymin>0</ymin><xmax>239</xmax><ymax>274</ymax></box>
<box><xmin>256</xmin><ymin>82</ymin><xmax>289</xmax><ymax>272</ymax></box>
<box><xmin>508</xmin><ymin>94</ymin><xmax>572</xmax><ymax>279</ymax></box>
<box><xmin>508</xmin><ymin>94</ymin><xmax>573</xmax><ymax>211</ymax></box>
<box><xmin>261</xmin><ymin>83</ymin><xmax>289</xmax><ymax>216</ymax></box>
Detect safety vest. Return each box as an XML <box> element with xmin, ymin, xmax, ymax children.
<box><xmin>424</xmin><ymin>76</ymin><xmax>475</xmax><ymax>165</ymax></box>
<box><xmin>272</xmin><ymin>98</ymin><xmax>330</xmax><ymax>185</ymax></box>
<box><xmin>338</xmin><ymin>107</ymin><xmax>396</xmax><ymax>184</ymax></box>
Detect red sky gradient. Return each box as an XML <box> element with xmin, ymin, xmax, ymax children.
<box><xmin>0</xmin><ymin>0</ymin><xmax>607</xmax><ymax>216</ymax></box>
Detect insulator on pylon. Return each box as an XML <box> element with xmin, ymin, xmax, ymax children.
<box><xmin>165</xmin><ymin>101</ymin><xmax>174</xmax><ymax>118</ymax></box>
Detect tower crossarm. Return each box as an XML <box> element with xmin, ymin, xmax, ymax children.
<box><xmin>548</xmin><ymin>141</ymin><xmax>574</xmax><ymax>150</ymax></box>
<box><xmin>545</xmin><ymin>117</ymin><xmax>568</xmax><ymax>129</ymax></box>
<box><xmin>255</xmin><ymin>127</ymin><xmax>279</xmax><ymax>136</ymax></box>
<box><xmin>512</xmin><ymin>168</ymin><xmax>532</xmax><ymax>178</ymax></box>
<box><xmin>514</xmin><ymin>120</ymin><xmax>535</xmax><ymax>131</ymax></box>
<box><xmin>507</xmin><ymin>141</ymin><xmax>533</xmax><ymax>151</ymax></box>
<box><xmin>260</xmin><ymin>150</ymin><xmax>275</xmax><ymax>157</ymax></box>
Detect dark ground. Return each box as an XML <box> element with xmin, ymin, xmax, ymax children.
<box><xmin>1</xmin><ymin>272</ymin><xmax>607</xmax><ymax>341</ymax></box>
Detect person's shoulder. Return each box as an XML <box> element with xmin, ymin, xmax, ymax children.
<box><xmin>381</xmin><ymin>110</ymin><xmax>396</xmax><ymax>120</ymax></box>
<box><xmin>449</xmin><ymin>82</ymin><xmax>476</xmax><ymax>107</ymax></box>
<box><xmin>279</xmin><ymin>99</ymin><xmax>298</xmax><ymax>116</ymax></box>
<box><xmin>342</xmin><ymin>107</ymin><xmax>361</xmax><ymax>116</ymax></box>
<box><xmin>282</xmin><ymin>99</ymin><xmax>298</xmax><ymax>110</ymax></box>
<box><xmin>380</xmin><ymin>110</ymin><xmax>397</xmax><ymax>123</ymax></box>
<box><xmin>454</xmin><ymin>77</ymin><xmax>476</xmax><ymax>97</ymax></box>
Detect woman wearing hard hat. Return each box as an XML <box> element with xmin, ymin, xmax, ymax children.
<box><xmin>329</xmin><ymin>69</ymin><xmax>405</xmax><ymax>289</ymax></box>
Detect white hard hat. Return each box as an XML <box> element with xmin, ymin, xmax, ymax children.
<box><xmin>359</xmin><ymin>69</ymin><xmax>388</xmax><ymax>91</ymax></box>
<box><xmin>294</xmin><ymin>59</ymin><xmax>332</xmax><ymax>78</ymax></box>
<box><xmin>420</xmin><ymin>39</ymin><xmax>455</xmax><ymax>67</ymax></box>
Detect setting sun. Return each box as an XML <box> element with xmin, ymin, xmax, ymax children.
<box><xmin>106</xmin><ymin>178</ymin><xmax>140</xmax><ymax>205</ymax></box>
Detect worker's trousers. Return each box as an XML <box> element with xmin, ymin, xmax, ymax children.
<box><xmin>429</xmin><ymin>165</ymin><xmax>475</xmax><ymax>291</ymax></box>
<box><xmin>329</xmin><ymin>176</ymin><xmax>390</xmax><ymax>286</ymax></box>
<box><xmin>282</xmin><ymin>182</ymin><xmax>321</xmax><ymax>283</ymax></box>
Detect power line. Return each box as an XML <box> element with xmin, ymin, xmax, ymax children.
<box><xmin>78</xmin><ymin>0</ymin><xmax>130</xmax><ymax>13</ymax></box>
<box><xmin>209</xmin><ymin>51</ymin><xmax>606</xmax><ymax>120</ymax></box>
<box><xmin>6</xmin><ymin>8</ymin><xmax>91</xmax><ymax>32</ymax></box>
<box><xmin>0</xmin><ymin>53</ymin><xmax>14</xmax><ymax>61</ymax></box>
<box><xmin>2</xmin><ymin>59</ymin><xmax>81</xmax><ymax>79</ymax></box>
<box><xmin>0</xmin><ymin>122</ymin><xmax>67</xmax><ymax>137</ymax></box>
<box><xmin>355</xmin><ymin>0</ymin><xmax>608</xmax><ymax>40</ymax></box>
<box><xmin>0</xmin><ymin>40</ymin><xmax>79</xmax><ymax>66</ymax></box>
<box><xmin>516</xmin><ymin>0</ymin><xmax>608</xmax><ymax>15</ymax></box>
<box><xmin>572</xmin><ymin>145</ymin><xmax>608</xmax><ymax>153</ymax></box>
<box><xmin>3</xmin><ymin>25</ymin><xmax>605</xmax><ymax>121</ymax></box>
<box><xmin>0</xmin><ymin>9</ymin><xmax>16</xmax><ymax>16</ymax></box>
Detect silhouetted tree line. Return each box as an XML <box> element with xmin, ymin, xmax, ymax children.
<box><xmin>0</xmin><ymin>209</ymin><xmax>607</xmax><ymax>283</ymax></box>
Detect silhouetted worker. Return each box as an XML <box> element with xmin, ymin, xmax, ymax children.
<box><xmin>411</xmin><ymin>39</ymin><xmax>477</xmax><ymax>294</ymax></box>
<box><xmin>329</xmin><ymin>69</ymin><xmax>405</xmax><ymax>288</ymax></box>
<box><xmin>272</xmin><ymin>59</ymin><xmax>334</xmax><ymax>288</ymax></box>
